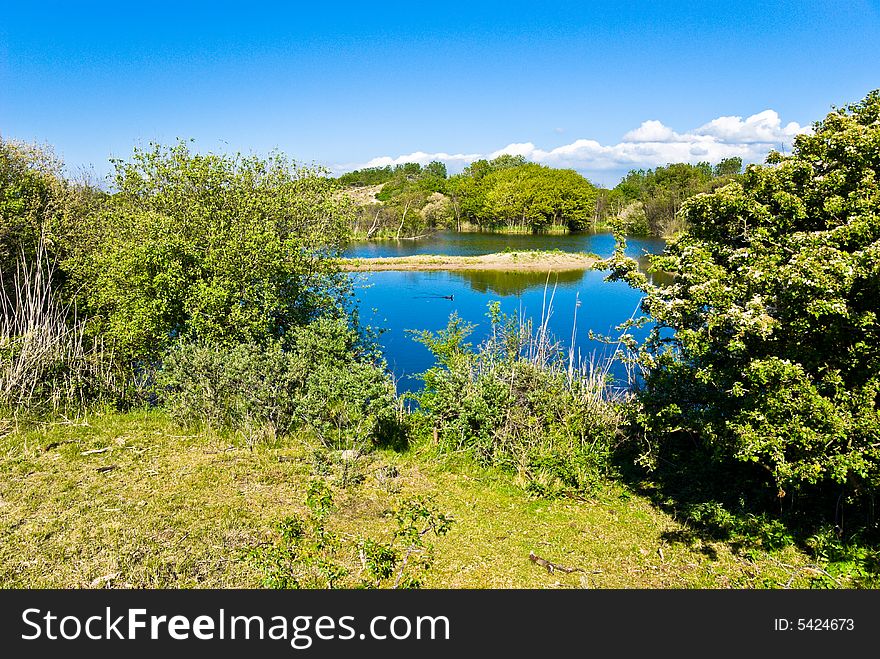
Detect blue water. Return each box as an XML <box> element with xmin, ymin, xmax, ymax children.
<box><xmin>344</xmin><ymin>230</ymin><xmax>664</xmax><ymax>261</ymax></box>
<box><xmin>349</xmin><ymin>232</ymin><xmax>667</xmax><ymax>392</ymax></box>
<box><xmin>345</xmin><ymin>232</ymin><xmax>665</xmax><ymax>391</ymax></box>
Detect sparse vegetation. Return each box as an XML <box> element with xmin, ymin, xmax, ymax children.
<box><xmin>412</xmin><ymin>304</ymin><xmax>624</xmax><ymax>498</ymax></box>
<box><xmin>248</xmin><ymin>479</ymin><xmax>453</xmax><ymax>589</ymax></box>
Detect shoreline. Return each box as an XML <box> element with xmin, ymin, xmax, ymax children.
<box><xmin>338</xmin><ymin>251</ymin><xmax>600</xmax><ymax>272</ymax></box>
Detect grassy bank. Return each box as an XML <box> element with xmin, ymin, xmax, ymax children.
<box><xmin>347</xmin><ymin>224</ymin><xmax>615</xmax><ymax>241</ymax></box>
<box><xmin>454</xmin><ymin>223</ymin><xmax>575</xmax><ymax>235</ymax></box>
<box><xmin>339</xmin><ymin>250</ymin><xmax>599</xmax><ymax>272</ymax></box>
<box><xmin>0</xmin><ymin>410</ymin><xmax>820</xmax><ymax>588</ymax></box>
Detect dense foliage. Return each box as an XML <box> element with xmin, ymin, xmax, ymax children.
<box><xmin>453</xmin><ymin>160</ymin><xmax>599</xmax><ymax>232</ymax></box>
<box><xmin>597</xmin><ymin>158</ymin><xmax>743</xmax><ymax>237</ymax></box>
<box><xmin>0</xmin><ymin>140</ymin><xmax>104</xmax><ymax>294</ymax></box>
<box><xmin>63</xmin><ymin>142</ymin><xmax>355</xmax><ymax>369</ymax></box>
<box><xmin>614</xmin><ymin>91</ymin><xmax>880</xmax><ymax>505</ymax></box>
<box><xmin>413</xmin><ymin>306</ymin><xmax>622</xmax><ymax>497</ymax></box>
<box><xmin>337</xmin><ymin>165</ymin><xmax>397</xmax><ymax>187</ymax></box>
<box><xmin>344</xmin><ymin>155</ymin><xmax>599</xmax><ymax>237</ymax></box>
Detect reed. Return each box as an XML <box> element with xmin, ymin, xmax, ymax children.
<box><xmin>415</xmin><ymin>281</ymin><xmax>628</xmax><ymax>496</ymax></box>
<box><xmin>0</xmin><ymin>241</ymin><xmax>116</xmax><ymax>416</ymax></box>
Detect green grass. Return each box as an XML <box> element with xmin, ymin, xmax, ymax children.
<box><xmin>0</xmin><ymin>410</ymin><xmax>819</xmax><ymax>588</ymax></box>
<box><xmin>348</xmin><ymin>223</ymin><xmax>619</xmax><ymax>240</ymax></box>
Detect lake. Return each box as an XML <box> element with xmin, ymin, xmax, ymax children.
<box><xmin>345</xmin><ymin>232</ymin><xmax>666</xmax><ymax>392</ymax></box>
<box><xmin>343</xmin><ymin>230</ymin><xmax>664</xmax><ymax>261</ymax></box>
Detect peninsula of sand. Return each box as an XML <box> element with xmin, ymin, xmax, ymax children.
<box><xmin>339</xmin><ymin>250</ymin><xmax>599</xmax><ymax>272</ymax></box>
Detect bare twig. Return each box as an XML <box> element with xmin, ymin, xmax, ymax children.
<box><xmin>529</xmin><ymin>551</ymin><xmax>597</xmax><ymax>575</ymax></box>
<box><xmin>393</xmin><ymin>546</ymin><xmax>421</xmax><ymax>588</ymax></box>
<box><xmin>81</xmin><ymin>447</ymin><xmax>111</xmax><ymax>456</ymax></box>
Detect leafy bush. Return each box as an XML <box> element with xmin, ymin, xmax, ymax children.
<box><xmin>64</xmin><ymin>141</ymin><xmax>355</xmax><ymax>369</ymax></box>
<box><xmin>0</xmin><ymin>138</ymin><xmax>89</xmax><ymax>284</ymax></box>
<box><xmin>248</xmin><ymin>480</ymin><xmax>453</xmax><ymax>589</ymax></box>
<box><xmin>610</xmin><ymin>90</ymin><xmax>880</xmax><ymax>508</ymax></box>
<box><xmin>413</xmin><ymin>304</ymin><xmax>623</xmax><ymax>496</ymax></box>
<box><xmin>157</xmin><ymin>317</ymin><xmax>402</xmax><ymax>449</ymax></box>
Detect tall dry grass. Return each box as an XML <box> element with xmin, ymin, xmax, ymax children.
<box><xmin>0</xmin><ymin>242</ymin><xmax>115</xmax><ymax>415</ymax></box>
<box><xmin>415</xmin><ymin>278</ymin><xmax>634</xmax><ymax>496</ymax></box>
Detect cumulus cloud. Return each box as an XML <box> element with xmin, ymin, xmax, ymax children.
<box><xmin>357</xmin><ymin>150</ymin><xmax>481</xmax><ymax>169</ymax></box>
<box><xmin>338</xmin><ymin>109</ymin><xmax>811</xmax><ymax>181</ymax></box>
<box><xmin>623</xmin><ymin>120</ymin><xmax>680</xmax><ymax>143</ymax></box>
<box><xmin>696</xmin><ymin>110</ymin><xmax>805</xmax><ymax>143</ymax></box>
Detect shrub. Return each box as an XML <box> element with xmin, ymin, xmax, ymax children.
<box><xmin>413</xmin><ymin>304</ymin><xmax>623</xmax><ymax>496</ymax></box>
<box><xmin>63</xmin><ymin>141</ymin><xmax>355</xmax><ymax>370</ymax></box>
<box><xmin>609</xmin><ymin>90</ymin><xmax>880</xmax><ymax>506</ymax></box>
<box><xmin>157</xmin><ymin>317</ymin><xmax>401</xmax><ymax>449</ymax></box>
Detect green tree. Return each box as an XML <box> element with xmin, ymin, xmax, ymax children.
<box><xmin>0</xmin><ymin>139</ymin><xmax>103</xmax><ymax>288</ymax></box>
<box><xmin>613</xmin><ymin>90</ymin><xmax>880</xmax><ymax>501</ymax></box>
<box><xmin>610</xmin><ymin>161</ymin><xmax>738</xmax><ymax>236</ymax></box>
<box><xmin>423</xmin><ymin>160</ymin><xmax>448</xmax><ymax>180</ymax></box>
<box><xmin>65</xmin><ymin>141</ymin><xmax>355</xmax><ymax>367</ymax></box>
<box><xmin>337</xmin><ymin>165</ymin><xmax>394</xmax><ymax>187</ymax></box>
<box><xmin>713</xmin><ymin>156</ymin><xmax>743</xmax><ymax>178</ymax></box>
<box><xmin>482</xmin><ymin>163</ymin><xmax>597</xmax><ymax>232</ymax></box>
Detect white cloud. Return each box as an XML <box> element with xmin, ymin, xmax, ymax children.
<box><xmin>358</xmin><ymin>150</ymin><xmax>481</xmax><ymax>169</ymax></box>
<box><xmin>623</xmin><ymin>120</ymin><xmax>680</xmax><ymax>143</ymax></box>
<box><xmin>696</xmin><ymin>109</ymin><xmax>805</xmax><ymax>143</ymax></box>
<box><xmin>337</xmin><ymin>108</ymin><xmax>812</xmax><ymax>182</ymax></box>
<box><xmin>489</xmin><ymin>142</ymin><xmax>539</xmax><ymax>159</ymax></box>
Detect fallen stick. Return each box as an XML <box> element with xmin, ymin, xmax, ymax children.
<box><xmin>529</xmin><ymin>551</ymin><xmax>595</xmax><ymax>575</ymax></box>
<box><xmin>81</xmin><ymin>447</ymin><xmax>111</xmax><ymax>456</ymax></box>
<box><xmin>89</xmin><ymin>572</ymin><xmax>119</xmax><ymax>588</ymax></box>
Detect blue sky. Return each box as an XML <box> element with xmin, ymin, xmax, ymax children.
<box><xmin>2</xmin><ymin>1</ymin><xmax>878</xmax><ymax>186</ymax></box>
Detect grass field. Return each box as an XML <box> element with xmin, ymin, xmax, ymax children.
<box><xmin>0</xmin><ymin>410</ymin><xmax>825</xmax><ymax>589</ymax></box>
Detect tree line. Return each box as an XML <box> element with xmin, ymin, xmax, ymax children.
<box><xmin>341</xmin><ymin>155</ymin><xmax>600</xmax><ymax>238</ymax></box>
<box><xmin>339</xmin><ymin>154</ymin><xmax>745</xmax><ymax>238</ymax></box>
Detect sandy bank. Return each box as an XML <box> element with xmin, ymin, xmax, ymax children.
<box><xmin>339</xmin><ymin>251</ymin><xmax>599</xmax><ymax>272</ymax></box>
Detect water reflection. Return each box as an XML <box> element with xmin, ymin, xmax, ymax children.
<box><xmin>636</xmin><ymin>256</ymin><xmax>676</xmax><ymax>287</ymax></box>
<box><xmin>349</xmin><ymin>232</ymin><xmax>669</xmax><ymax>392</ymax></box>
<box><xmin>446</xmin><ymin>258</ymin><xmax>672</xmax><ymax>296</ymax></box>
<box><xmin>354</xmin><ymin>269</ymin><xmax>652</xmax><ymax>393</ymax></box>
<box><xmin>452</xmin><ymin>268</ymin><xmax>586</xmax><ymax>296</ymax></box>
